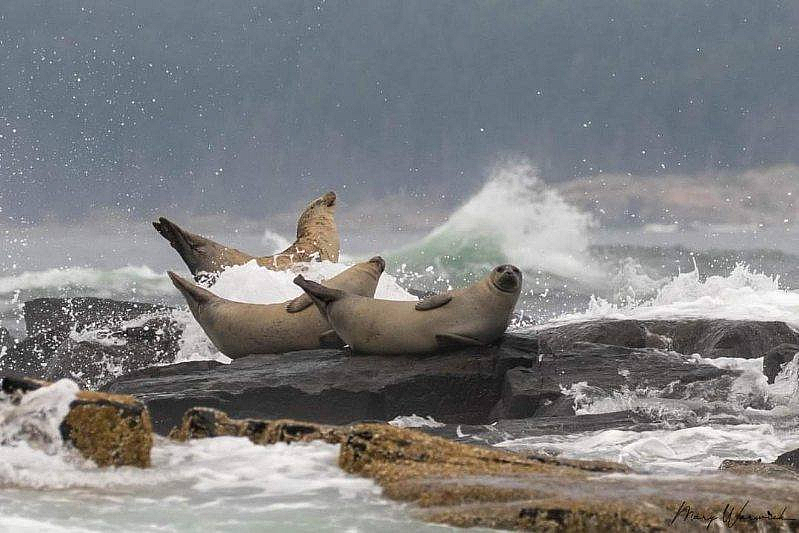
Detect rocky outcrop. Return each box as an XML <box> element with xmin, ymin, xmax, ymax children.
<box><xmin>3</xmin><ymin>297</ymin><xmax>181</xmax><ymax>387</ymax></box>
<box><xmin>104</xmin><ymin>333</ymin><xmax>741</xmax><ymax>434</ymax></box>
<box><xmin>762</xmin><ymin>343</ymin><xmax>799</xmax><ymax>383</ymax></box>
<box><xmin>104</xmin><ymin>341</ymin><xmax>537</xmax><ymax>432</ymax></box>
<box><xmin>341</xmin><ymin>423</ymin><xmax>799</xmax><ymax>531</ymax></box>
<box><xmin>1</xmin><ymin>375</ymin><xmax>152</xmax><ymax>467</ymax></box>
<box><xmin>538</xmin><ymin>318</ymin><xmax>799</xmax><ymax>359</ymax></box>
<box><xmin>169</xmin><ymin>406</ymin><xmax>345</xmax><ymax>445</ymax></box>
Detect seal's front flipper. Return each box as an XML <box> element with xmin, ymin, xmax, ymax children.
<box><xmin>435</xmin><ymin>333</ymin><xmax>486</xmax><ymax>349</ymax></box>
<box><xmin>415</xmin><ymin>293</ymin><xmax>452</xmax><ymax>311</ymax></box>
<box><xmin>319</xmin><ymin>329</ymin><xmax>345</xmax><ymax>348</ymax></box>
<box><xmin>285</xmin><ymin>294</ymin><xmax>314</xmax><ymax>313</ymax></box>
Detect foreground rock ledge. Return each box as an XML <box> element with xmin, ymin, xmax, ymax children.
<box><xmin>172</xmin><ymin>409</ymin><xmax>799</xmax><ymax>532</ymax></box>
<box><xmin>1</xmin><ymin>376</ymin><xmax>153</xmax><ymax>467</ymax></box>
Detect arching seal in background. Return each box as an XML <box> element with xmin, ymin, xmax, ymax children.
<box><xmin>168</xmin><ymin>256</ymin><xmax>384</xmax><ymax>358</ymax></box>
<box><xmin>294</xmin><ymin>264</ymin><xmax>522</xmax><ymax>355</ymax></box>
<box><xmin>154</xmin><ymin>191</ymin><xmax>339</xmax><ymax>278</ymax></box>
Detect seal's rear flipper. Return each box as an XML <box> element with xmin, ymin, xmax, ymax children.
<box><xmin>168</xmin><ymin>271</ymin><xmax>217</xmax><ymax>312</ymax></box>
<box><xmin>293</xmin><ymin>275</ymin><xmax>346</xmax><ymax>316</ymax></box>
<box><xmin>318</xmin><ymin>329</ymin><xmax>345</xmax><ymax>348</ymax></box>
<box><xmin>153</xmin><ymin>217</ymin><xmax>206</xmax><ymax>276</ymax></box>
<box><xmin>435</xmin><ymin>333</ymin><xmax>486</xmax><ymax>349</ymax></box>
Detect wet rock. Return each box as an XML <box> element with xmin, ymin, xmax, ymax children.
<box><xmin>719</xmin><ymin>459</ymin><xmax>799</xmax><ymax>480</ymax></box>
<box><xmin>0</xmin><ymin>327</ymin><xmax>13</xmax><ymax>353</ymax></box>
<box><xmin>775</xmin><ymin>448</ymin><xmax>799</xmax><ymax>470</ymax></box>
<box><xmin>43</xmin><ymin>317</ymin><xmax>183</xmax><ymax>389</ymax></box>
<box><xmin>22</xmin><ymin>297</ymin><xmax>171</xmax><ymax>337</ymax></box>
<box><xmin>762</xmin><ymin>343</ymin><xmax>799</xmax><ymax>384</ymax></box>
<box><xmin>538</xmin><ymin>318</ymin><xmax>799</xmax><ymax>359</ymax></box>
<box><xmin>1</xmin><ymin>375</ymin><xmax>153</xmax><ymax>467</ymax></box>
<box><xmin>169</xmin><ymin>407</ymin><xmax>345</xmax><ymax>444</ymax></box>
<box><xmin>105</xmin><ymin>333</ymin><xmax>738</xmax><ymax>435</ymax></box>
<box><xmin>339</xmin><ymin>424</ymin><xmax>799</xmax><ymax>531</ymax></box>
<box><xmin>104</xmin><ymin>337</ymin><xmax>539</xmax><ymax>433</ymax></box>
<box><xmin>423</xmin><ymin>411</ymin><xmax>654</xmax><ymax>446</ymax></box>
<box><xmin>4</xmin><ymin>298</ymin><xmax>181</xmax><ymax>387</ymax></box>
<box><xmin>491</xmin><ymin>342</ymin><xmax>736</xmax><ymax>419</ymax></box>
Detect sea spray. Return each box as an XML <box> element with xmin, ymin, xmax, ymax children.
<box><xmin>549</xmin><ymin>262</ymin><xmax>799</xmax><ymax>327</ymax></box>
<box><xmin>389</xmin><ymin>161</ymin><xmax>600</xmax><ymax>286</ymax></box>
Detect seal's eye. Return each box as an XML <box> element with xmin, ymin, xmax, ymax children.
<box><xmin>512</xmin><ymin>266</ymin><xmax>520</xmax><ymax>274</ymax></box>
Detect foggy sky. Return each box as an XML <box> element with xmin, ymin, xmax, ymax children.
<box><xmin>1</xmin><ymin>0</ymin><xmax>797</xmax><ymax>221</ymax></box>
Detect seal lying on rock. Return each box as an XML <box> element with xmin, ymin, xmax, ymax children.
<box><xmin>294</xmin><ymin>264</ymin><xmax>522</xmax><ymax>354</ymax></box>
<box><xmin>154</xmin><ymin>191</ymin><xmax>339</xmax><ymax>278</ymax></box>
<box><xmin>168</xmin><ymin>256</ymin><xmax>385</xmax><ymax>357</ymax></box>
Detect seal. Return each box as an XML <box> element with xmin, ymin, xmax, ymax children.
<box><xmin>154</xmin><ymin>191</ymin><xmax>339</xmax><ymax>278</ymax></box>
<box><xmin>293</xmin><ymin>264</ymin><xmax>522</xmax><ymax>354</ymax></box>
<box><xmin>168</xmin><ymin>256</ymin><xmax>385</xmax><ymax>358</ymax></box>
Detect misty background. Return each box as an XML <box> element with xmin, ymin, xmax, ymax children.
<box><xmin>1</xmin><ymin>0</ymin><xmax>797</xmax><ymax>224</ymax></box>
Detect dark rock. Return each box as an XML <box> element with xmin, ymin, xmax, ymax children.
<box><xmin>22</xmin><ymin>297</ymin><xmax>170</xmax><ymax>337</ymax></box>
<box><xmin>0</xmin><ymin>327</ymin><xmax>13</xmax><ymax>354</ymax></box>
<box><xmin>538</xmin><ymin>318</ymin><xmax>799</xmax><ymax>359</ymax></box>
<box><xmin>105</xmin><ymin>338</ymin><xmax>539</xmax><ymax>433</ymax></box>
<box><xmin>762</xmin><ymin>343</ymin><xmax>799</xmax><ymax>384</ymax></box>
<box><xmin>105</xmin><ymin>334</ymin><xmax>734</xmax><ymax>435</ymax></box>
<box><xmin>775</xmin><ymin>447</ymin><xmax>799</xmax><ymax>470</ymax></box>
<box><xmin>424</xmin><ymin>411</ymin><xmax>654</xmax><ymax>445</ymax></box>
<box><xmin>5</xmin><ymin>298</ymin><xmax>181</xmax><ymax>387</ymax></box>
<box><xmin>490</xmin><ymin>342</ymin><xmax>736</xmax><ymax>419</ymax></box>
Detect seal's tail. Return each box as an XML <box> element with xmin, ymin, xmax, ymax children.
<box><xmin>168</xmin><ymin>271</ymin><xmax>217</xmax><ymax>308</ymax></box>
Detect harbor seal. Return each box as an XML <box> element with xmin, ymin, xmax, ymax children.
<box><xmin>168</xmin><ymin>256</ymin><xmax>385</xmax><ymax>357</ymax></box>
<box><xmin>154</xmin><ymin>191</ymin><xmax>339</xmax><ymax>279</ymax></box>
<box><xmin>293</xmin><ymin>264</ymin><xmax>522</xmax><ymax>354</ymax></box>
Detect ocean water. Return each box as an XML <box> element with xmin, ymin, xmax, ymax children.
<box><xmin>4</xmin><ymin>162</ymin><xmax>799</xmax><ymax>530</ymax></box>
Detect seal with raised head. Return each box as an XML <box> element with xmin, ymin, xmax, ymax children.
<box><xmin>293</xmin><ymin>264</ymin><xmax>522</xmax><ymax>354</ymax></box>
<box><xmin>169</xmin><ymin>256</ymin><xmax>385</xmax><ymax>358</ymax></box>
<box><xmin>154</xmin><ymin>191</ymin><xmax>339</xmax><ymax>279</ymax></box>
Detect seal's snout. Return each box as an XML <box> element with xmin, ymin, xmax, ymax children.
<box><xmin>368</xmin><ymin>256</ymin><xmax>386</xmax><ymax>272</ymax></box>
<box><xmin>492</xmin><ymin>264</ymin><xmax>522</xmax><ymax>292</ymax></box>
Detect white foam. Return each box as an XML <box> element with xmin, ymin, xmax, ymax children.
<box><xmin>550</xmin><ymin>263</ymin><xmax>799</xmax><ymax>327</ymax></box>
<box><xmin>497</xmin><ymin>424</ymin><xmax>799</xmax><ymax>474</ymax></box>
<box><xmin>388</xmin><ymin>414</ymin><xmax>445</xmax><ymax>428</ymax></box>
<box><xmin>205</xmin><ymin>260</ymin><xmax>417</xmax><ymax>305</ymax></box>
<box><xmin>0</xmin><ymin>379</ymin><xmax>78</xmax><ymax>456</ymax></box>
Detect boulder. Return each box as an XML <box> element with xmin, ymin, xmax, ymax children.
<box><xmin>104</xmin><ymin>340</ymin><xmax>538</xmax><ymax>433</ymax></box>
<box><xmin>4</xmin><ymin>298</ymin><xmax>181</xmax><ymax>387</ymax></box>
<box><xmin>538</xmin><ymin>318</ymin><xmax>799</xmax><ymax>359</ymax></box>
<box><xmin>104</xmin><ymin>334</ymin><xmax>738</xmax><ymax>435</ymax></box>
<box><xmin>1</xmin><ymin>375</ymin><xmax>153</xmax><ymax>467</ymax></box>
<box><xmin>22</xmin><ymin>297</ymin><xmax>171</xmax><ymax>337</ymax></box>
<box><xmin>491</xmin><ymin>342</ymin><xmax>735</xmax><ymax>419</ymax></box>
<box><xmin>775</xmin><ymin>448</ymin><xmax>799</xmax><ymax>470</ymax></box>
<box><xmin>169</xmin><ymin>406</ymin><xmax>345</xmax><ymax>445</ymax></box>
<box><xmin>762</xmin><ymin>343</ymin><xmax>799</xmax><ymax>384</ymax></box>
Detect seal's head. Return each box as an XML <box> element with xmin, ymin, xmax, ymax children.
<box><xmin>489</xmin><ymin>264</ymin><xmax>522</xmax><ymax>293</ymax></box>
<box><xmin>367</xmin><ymin>255</ymin><xmax>386</xmax><ymax>273</ymax></box>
